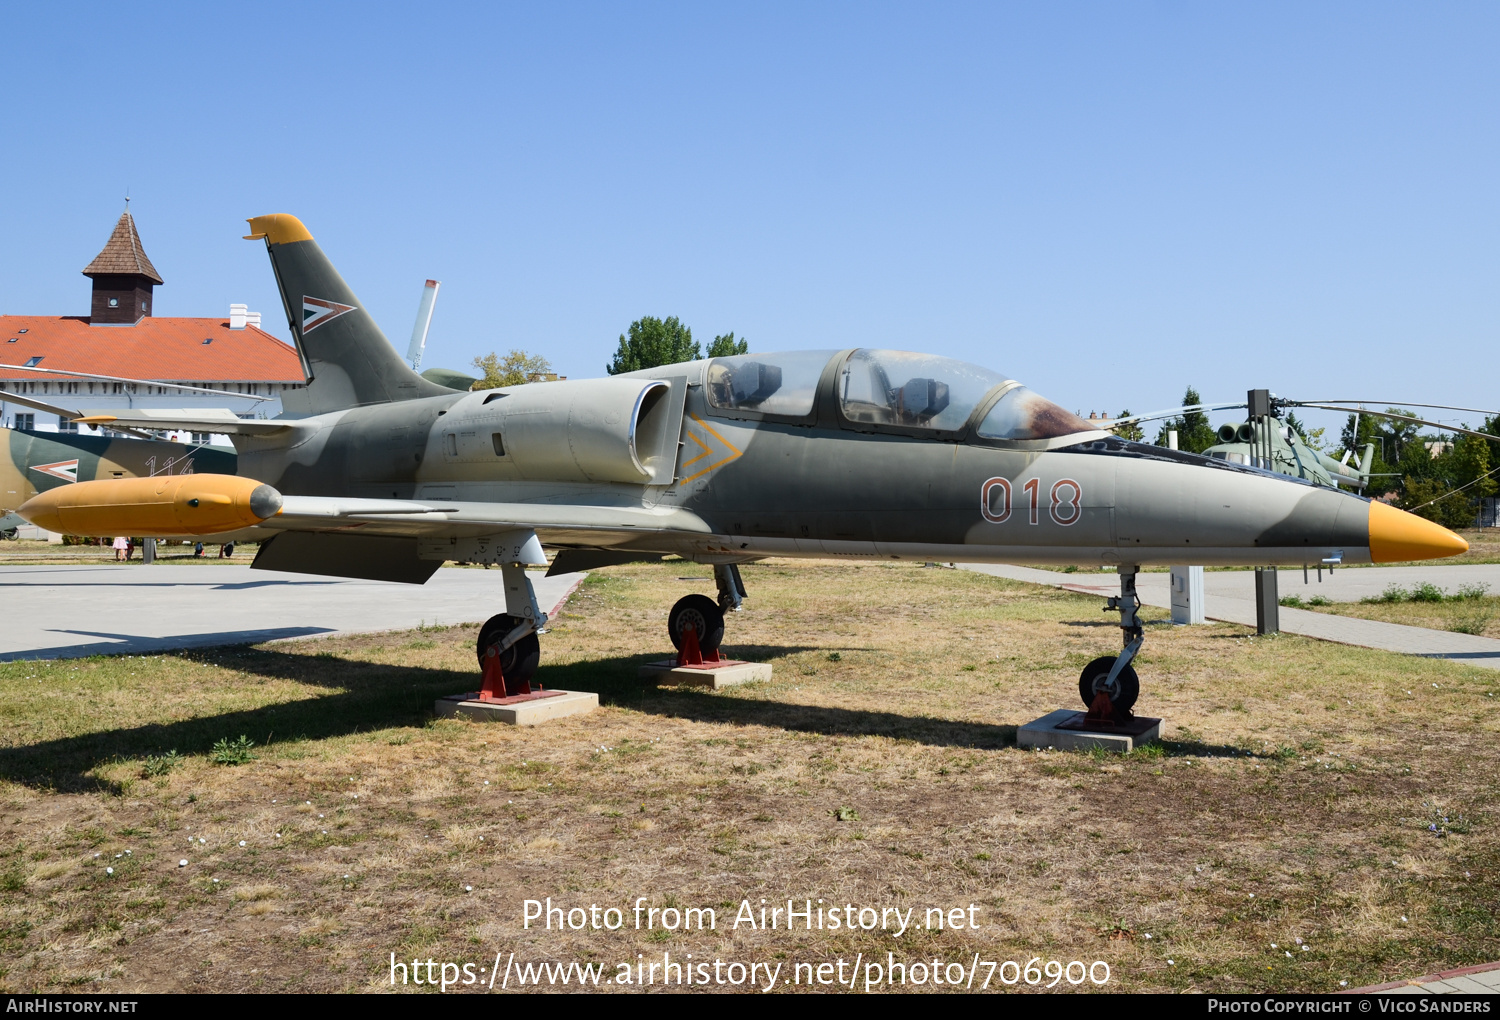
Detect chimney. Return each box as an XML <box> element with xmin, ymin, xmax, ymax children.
<box><xmin>229</xmin><ymin>303</ymin><xmax>248</xmax><ymax>329</ymax></box>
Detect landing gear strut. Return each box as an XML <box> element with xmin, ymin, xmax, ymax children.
<box><xmin>714</xmin><ymin>563</ymin><xmax>746</xmax><ymax>612</ymax></box>
<box><xmin>475</xmin><ymin>562</ymin><xmax>548</xmax><ymax>700</ymax></box>
<box><xmin>1078</xmin><ymin>565</ymin><xmax>1142</xmax><ymax>718</ymax></box>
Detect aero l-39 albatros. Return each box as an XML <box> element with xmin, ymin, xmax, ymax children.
<box><xmin>17</xmin><ymin>214</ymin><xmax>1468</xmax><ymax>715</ymax></box>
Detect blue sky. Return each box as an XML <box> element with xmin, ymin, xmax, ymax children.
<box><xmin>1</xmin><ymin>2</ymin><xmax>1495</xmax><ymax>438</ymax></box>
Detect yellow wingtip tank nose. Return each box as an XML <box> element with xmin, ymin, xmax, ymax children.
<box><xmin>15</xmin><ymin>474</ymin><xmax>282</xmax><ymax>537</ymax></box>
<box><xmin>1368</xmin><ymin>500</ymin><xmax>1469</xmax><ymax>563</ymax></box>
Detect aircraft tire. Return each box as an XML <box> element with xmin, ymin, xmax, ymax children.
<box><xmin>1078</xmin><ymin>655</ymin><xmax>1139</xmax><ymax>715</ymax></box>
<box><xmin>476</xmin><ymin>613</ymin><xmax>541</xmax><ymax>686</ymax></box>
<box><xmin>668</xmin><ymin>594</ymin><xmax>725</xmax><ymax>653</ymax></box>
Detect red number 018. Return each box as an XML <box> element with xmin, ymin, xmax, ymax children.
<box><xmin>979</xmin><ymin>477</ymin><xmax>1083</xmax><ymax>526</ymax></box>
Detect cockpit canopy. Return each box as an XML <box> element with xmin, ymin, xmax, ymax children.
<box><xmin>705</xmin><ymin>348</ymin><xmax>1095</xmax><ymax>441</ymax></box>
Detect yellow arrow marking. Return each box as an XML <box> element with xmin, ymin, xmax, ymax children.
<box><xmin>679</xmin><ymin>415</ymin><xmax>742</xmax><ymax>485</ymax></box>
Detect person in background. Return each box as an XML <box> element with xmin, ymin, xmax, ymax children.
<box><xmin>112</xmin><ymin>536</ymin><xmax>127</xmax><ymax>562</ymax></box>
<box><xmin>126</xmin><ymin>538</ymin><xmax>136</xmax><ymax>561</ymax></box>
<box><xmin>194</xmin><ymin>542</ymin><xmax>204</xmax><ymax>558</ymax></box>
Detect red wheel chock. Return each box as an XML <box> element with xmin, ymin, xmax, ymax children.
<box><xmin>1085</xmin><ymin>690</ymin><xmax>1116</xmax><ymax>725</ymax></box>
<box><xmin>479</xmin><ymin>642</ymin><xmax>533</xmax><ymax>701</ymax></box>
<box><xmin>675</xmin><ymin>626</ymin><xmax>723</xmax><ymax>668</ymax></box>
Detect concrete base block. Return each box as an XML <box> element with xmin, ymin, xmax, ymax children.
<box><xmin>638</xmin><ymin>660</ymin><xmax>773</xmax><ymax>689</ymax></box>
<box><xmin>1017</xmin><ymin>709</ymin><xmax>1163</xmax><ymax>753</ymax></box>
<box><xmin>434</xmin><ymin>689</ymin><xmax>598</xmax><ymax>725</ymax></box>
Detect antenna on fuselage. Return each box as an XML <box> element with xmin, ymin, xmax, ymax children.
<box><xmin>407</xmin><ymin>279</ymin><xmax>441</xmax><ymax>371</ymax></box>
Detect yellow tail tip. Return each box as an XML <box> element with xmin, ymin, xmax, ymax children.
<box><xmin>1368</xmin><ymin>500</ymin><xmax>1469</xmax><ymax>563</ymax></box>
<box><xmin>244</xmin><ymin>214</ymin><xmax>313</xmax><ymax>244</ymax></box>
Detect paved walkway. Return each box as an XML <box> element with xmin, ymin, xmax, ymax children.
<box><xmin>962</xmin><ymin>564</ymin><xmax>1500</xmax><ymax>670</ymax></box>
<box><xmin>0</xmin><ymin>564</ymin><xmax>586</xmax><ymax>660</ymax></box>
<box><xmin>1352</xmin><ymin>959</ymin><xmax>1500</xmax><ymax>994</ymax></box>
<box><xmin>1203</xmin><ymin>564</ymin><xmax>1500</xmax><ymax>603</ymax></box>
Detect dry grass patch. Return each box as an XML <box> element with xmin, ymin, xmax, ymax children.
<box><xmin>1301</xmin><ymin>595</ymin><xmax>1500</xmax><ymax>639</ymax></box>
<box><xmin>0</xmin><ymin>559</ymin><xmax>1498</xmax><ymax>993</ymax></box>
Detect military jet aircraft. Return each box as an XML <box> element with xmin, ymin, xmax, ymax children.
<box><xmin>14</xmin><ymin>213</ymin><xmax>1470</xmax><ymax>718</ymax></box>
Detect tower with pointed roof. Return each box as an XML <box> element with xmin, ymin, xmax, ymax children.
<box><xmin>82</xmin><ymin>208</ymin><xmax>163</xmax><ymax>324</ymax></box>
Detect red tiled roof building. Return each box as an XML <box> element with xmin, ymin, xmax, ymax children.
<box><xmin>0</xmin><ymin>208</ymin><xmax>305</xmax><ymax>434</ymax></box>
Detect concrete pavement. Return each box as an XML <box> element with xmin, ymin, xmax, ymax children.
<box><xmin>962</xmin><ymin>563</ymin><xmax>1500</xmax><ymax>670</ymax></box>
<box><xmin>1353</xmin><ymin>959</ymin><xmax>1500</xmax><ymax>994</ymax></box>
<box><xmin>0</xmin><ymin>564</ymin><xmax>586</xmax><ymax>661</ymax></box>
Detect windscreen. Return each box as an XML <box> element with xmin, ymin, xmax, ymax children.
<box><xmin>975</xmin><ymin>386</ymin><xmax>1095</xmax><ymax>441</ymax></box>
<box><xmin>706</xmin><ymin>350</ymin><xmax>836</xmax><ymax>416</ymax></box>
<box><xmin>839</xmin><ymin>349</ymin><xmax>1009</xmax><ymax>432</ymax></box>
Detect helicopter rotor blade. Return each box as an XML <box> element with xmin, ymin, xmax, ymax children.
<box><xmin>1295</xmin><ymin>400</ymin><xmax>1500</xmax><ymax>417</ymax></box>
<box><xmin>1288</xmin><ymin>403</ymin><xmax>1500</xmax><ymax>443</ymax></box>
<box><xmin>1105</xmin><ymin>402</ymin><xmax>1247</xmax><ymax>428</ymax></box>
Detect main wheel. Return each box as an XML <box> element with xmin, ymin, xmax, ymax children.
<box><xmin>668</xmin><ymin>594</ymin><xmax>725</xmax><ymax>653</ymax></box>
<box><xmin>476</xmin><ymin>613</ymin><xmax>540</xmax><ymax>687</ymax></box>
<box><xmin>1078</xmin><ymin>655</ymin><xmax>1139</xmax><ymax>715</ymax></box>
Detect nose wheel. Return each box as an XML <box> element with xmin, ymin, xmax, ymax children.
<box><xmin>1079</xmin><ymin>565</ymin><xmax>1144</xmax><ymax>720</ymax></box>
<box><xmin>1078</xmin><ymin>656</ymin><xmax>1139</xmax><ymax>716</ymax></box>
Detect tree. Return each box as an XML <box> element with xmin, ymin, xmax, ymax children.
<box><xmin>1400</xmin><ymin>433</ymin><xmax>1497</xmax><ymax>529</ymax></box>
<box><xmin>606</xmin><ymin>316</ymin><xmax>699</xmax><ymax>374</ymax></box>
<box><xmin>707</xmin><ymin>332</ymin><xmax>748</xmax><ymax>358</ymax></box>
<box><xmin>1154</xmin><ymin>386</ymin><xmax>1217</xmax><ymax>453</ymax></box>
<box><xmin>1110</xmin><ymin>410</ymin><xmax>1144</xmax><ymax>442</ymax></box>
<box><xmin>1339</xmin><ymin>409</ymin><xmax>1419</xmax><ymax>478</ymax></box>
<box><xmin>471</xmin><ymin>349</ymin><xmax>553</xmax><ymax>389</ymax></box>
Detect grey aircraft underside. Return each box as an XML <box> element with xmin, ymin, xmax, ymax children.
<box><xmin>20</xmin><ymin>213</ymin><xmax>1467</xmax><ymax>718</ymax></box>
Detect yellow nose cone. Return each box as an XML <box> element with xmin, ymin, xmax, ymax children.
<box><xmin>1368</xmin><ymin>500</ymin><xmax>1469</xmax><ymax>563</ymax></box>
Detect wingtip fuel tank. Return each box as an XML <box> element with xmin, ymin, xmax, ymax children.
<box><xmin>16</xmin><ymin>474</ymin><xmax>283</xmax><ymax>537</ymax></box>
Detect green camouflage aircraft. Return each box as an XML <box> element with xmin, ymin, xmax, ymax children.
<box><xmin>16</xmin><ymin>214</ymin><xmax>1469</xmax><ymax>720</ymax></box>
<box><xmin>1202</xmin><ymin>419</ymin><xmax>1375</xmax><ymax>489</ymax></box>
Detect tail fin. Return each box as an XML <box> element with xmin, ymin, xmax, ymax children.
<box><xmin>244</xmin><ymin>214</ymin><xmax>455</xmax><ymax>414</ymax></box>
<box><xmin>1358</xmin><ymin>442</ymin><xmax>1375</xmax><ymax>479</ymax></box>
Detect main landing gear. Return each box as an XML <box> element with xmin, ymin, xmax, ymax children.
<box><xmin>665</xmin><ymin>564</ymin><xmax>746</xmax><ymax>660</ymax></box>
<box><xmin>1077</xmin><ymin>565</ymin><xmax>1142</xmax><ymax>720</ymax></box>
<box><xmin>475</xmin><ymin>562</ymin><xmax>548</xmax><ymax>700</ymax></box>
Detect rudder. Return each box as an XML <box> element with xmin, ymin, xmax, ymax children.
<box><xmin>244</xmin><ymin>214</ymin><xmax>454</xmax><ymax>414</ymax></box>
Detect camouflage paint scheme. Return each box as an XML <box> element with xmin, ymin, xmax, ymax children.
<box><xmin>1</xmin><ymin>427</ymin><xmax>235</xmax><ymax>516</ymax></box>
<box><xmin>46</xmin><ymin>214</ymin><xmax>1458</xmax><ymax>586</ymax></box>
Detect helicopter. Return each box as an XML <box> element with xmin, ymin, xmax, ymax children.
<box><xmin>1114</xmin><ymin>395</ymin><xmax>1497</xmax><ymax>495</ymax></box>
<box><xmin>1201</xmin><ymin>420</ymin><xmax>1375</xmax><ymax>489</ymax></box>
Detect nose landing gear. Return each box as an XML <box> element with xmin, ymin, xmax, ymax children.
<box><xmin>1078</xmin><ymin>565</ymin><xmax>1143</xmax><ymax>719</ymax></box>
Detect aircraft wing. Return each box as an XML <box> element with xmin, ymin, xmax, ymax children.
<box><xmin>73</xmin><ymin>408</ymin><xmax>297</xmax><ymax>437</ymax></box>
<box><xmin>267</xmin><ymin>495</ymin><xmax>713</xmax><ymax>543</ymax></box>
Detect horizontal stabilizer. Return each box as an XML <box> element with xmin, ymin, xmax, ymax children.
<box><xmin>420</xmin><ymin>367</ymin><xmax>479</xmax><ymax>391</ymax></box>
